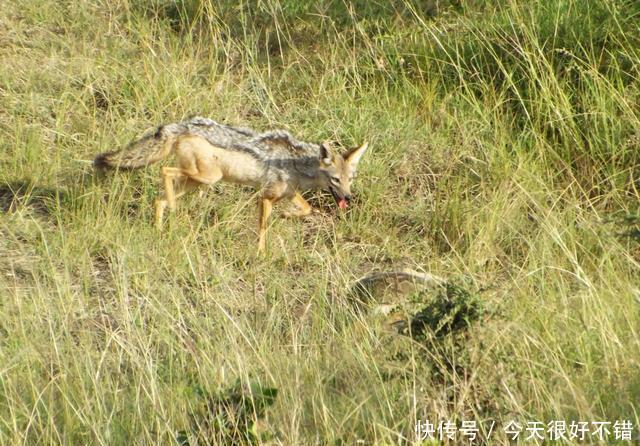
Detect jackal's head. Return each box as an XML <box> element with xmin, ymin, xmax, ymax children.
<box><xmin>318</xmin><ymin>142</ymin><xmax>369</xmax><ymax>210</ymax></box>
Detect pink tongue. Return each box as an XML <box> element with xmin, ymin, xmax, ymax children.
<box><xmin>338</xmin><ymin>199</ymin><xmax>348</xmax><ymax>210</ymax></box>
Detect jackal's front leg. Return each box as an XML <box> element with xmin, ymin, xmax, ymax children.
<box><xmin>257</xmin><ymin>197</ymin><xmax>273</xmax><ymax>254</ymax></box>
<box><xmin>283</xmin><ymin>192</ymin><xmax>313</xmax><ymax>218</ymax></box>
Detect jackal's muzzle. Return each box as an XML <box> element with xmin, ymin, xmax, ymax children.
<box><xmin>329</xmin><ymin>186</ymin><xmax>351</xmax><ymax>210</ymax></box>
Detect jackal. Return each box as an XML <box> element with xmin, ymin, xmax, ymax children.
<box><xmin>94</xmin><ymin>117</ymin><xmax>369</xmax><ymax>253</ymax></box>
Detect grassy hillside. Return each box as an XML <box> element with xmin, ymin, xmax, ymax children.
<box><xmin>1</xmin><ymin>0</ymin><xmax>639</xmax><ymax>443</ymax></box>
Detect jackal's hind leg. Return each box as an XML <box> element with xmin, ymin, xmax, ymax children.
<box><xmin>156</xmin><ymin>165</ymin><xmax>223</xmax><ymax>229</ymax></box>
<box><xmin>155</xmin><ymin>199</ymin><xmax>169</xmax><ymax>229</ymax></box>
<box><xmin>174</xmin><ymin>177</ymin><xmax>203</xmax><ymax>200</ymax></box>
<box><xmin>257</xmin><ymin>197</ymin><xmax>273</xmax><ymax>254</ymax></box>
<box><xmin>184</xmin><ymin>166</ymin><xmax>222</xmax><ymax>215</ymax></box>
<box><xmin>156</xmin><ymin>167</ymin><xmax>186</xmax><ymax>229</ymax></box>
<box><xmin>158</xmin><ymin>166</ymin><xmax>186</xmax><ymax>212</ymax></box>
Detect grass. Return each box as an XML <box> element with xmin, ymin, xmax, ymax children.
<box><xmin>1</xmin><ymin>0</ymin><xmax>639</xmax><ymax>443</ymax></box>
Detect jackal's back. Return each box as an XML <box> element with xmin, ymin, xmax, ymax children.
<box><xmin>93</xmin><ymin>116</ymin><xmax>321</xmax><ymax>172</ymax></box>
<box><xmin>185</xmin><ymin>117</ymin><xmax>321</xmax><ymax>161</ymax></box>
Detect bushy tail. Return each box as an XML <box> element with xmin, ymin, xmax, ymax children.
<box><xmin>93</xmin><ymin>123</ymin><xmax>185</xmax><ymax>169</ymax></box>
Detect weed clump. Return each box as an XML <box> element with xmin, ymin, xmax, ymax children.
<box><xmin>407</xmin><ymin>281</ymin><xmax>485</xmax><ymax>339</ymax></box>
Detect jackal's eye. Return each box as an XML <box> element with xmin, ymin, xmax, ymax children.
<box><xmin>330</xmin><ymin>176</ymin><xmax>340</xmax><ymax>184</ymax></box>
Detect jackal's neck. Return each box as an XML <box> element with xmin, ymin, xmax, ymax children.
<box><xmin>291</xmin><ymin>157</ymin><xmax>325</xmax><ymax>191</ymax></box>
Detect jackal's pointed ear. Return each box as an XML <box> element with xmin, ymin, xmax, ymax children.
<box><xmin>344</xmin><ymin>142</ymin><xmax>369</xmax><ymax>168</ymax></box>
<box><xmin>319</xmin><ymin>142</ymin><xmax>335</xmax><ymax>166</ymax></box>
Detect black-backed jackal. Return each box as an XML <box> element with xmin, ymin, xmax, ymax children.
<box><xmin>94</xmin><ymin>117</ymin><xmax>369</xmax><ymax>253</ymax></box>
